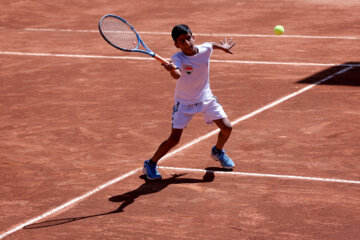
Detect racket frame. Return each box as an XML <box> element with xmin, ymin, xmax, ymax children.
<box><xmin>99</xmin><ymin>14</ymin><xmax>168</xmax><ymax>64</ymax></box>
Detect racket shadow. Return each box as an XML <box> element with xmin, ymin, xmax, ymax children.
<box><xmin>24</xmin><ymin>170</ymin><xmax>215</xmax><ymax>230</ymax></box>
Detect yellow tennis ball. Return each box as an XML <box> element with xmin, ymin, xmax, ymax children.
<box><xmin>274</xmin><ymin>25</ymin><xmax>284</xmax><ymax>35</ymax></box>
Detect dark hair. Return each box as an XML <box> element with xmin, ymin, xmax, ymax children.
<box><xmin>171</xmin><ymin>24</ymin><xmax>192</xmax><ymax>42</ymax></box>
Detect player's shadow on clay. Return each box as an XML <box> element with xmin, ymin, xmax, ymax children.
<box><xmin>296</xmin><ymin>62</ymin><xmax>360</xmax><ymax>87</ymax></box>
<box><xmin>23</xmin><ymin>170</ymin><xmax>215</xmax><ymax>229</ymax></box>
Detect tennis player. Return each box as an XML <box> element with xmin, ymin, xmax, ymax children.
<box><xmin>143</xmin><ymin>24</ymin><xmax>236</xmax><ymax>180</ymax></box>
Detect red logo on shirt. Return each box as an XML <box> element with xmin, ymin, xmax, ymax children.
<box><xmin>184</xmin><ymin>64</ymin><xmax>193</xmax><ymax>75</ymax></box>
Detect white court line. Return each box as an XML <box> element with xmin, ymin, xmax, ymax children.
<box><xmin>1</xmin><ymin>51</ymin><xmax>360</xmax><ymax>67</ymax></box>
<box><xmin>0</xmin><ymin>61</ymin><xmax>355</xmax><ymax>239</ymax></box>
<box><xmin>160</xmin><ymin>166</ymin><xmax>360</xmax><ymax>185</ymax></box>
<box><xmin>21</xmin><ymin>27</ymin><xmax>360</xmax><ymax>40</ymax></box>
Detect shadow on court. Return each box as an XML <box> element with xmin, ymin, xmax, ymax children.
<box><xmin>23</xmin><ymin>170</ymin><xmax>215</xmax><ymax>230</ymax></box>
<box><xmin>297</xmin><ymin>62</ymin><xmax>360</xmax><ymax>86</ymax></box>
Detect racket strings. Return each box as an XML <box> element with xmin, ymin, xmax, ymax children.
<box><xmin>100</xmin><ymin>17</ymin><xmax>138</xmax><ymax>50</ymax></box>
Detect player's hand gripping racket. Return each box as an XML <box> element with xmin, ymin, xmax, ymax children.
<box><xmin>99</xmin><ymin>14</ymin><xmax>169</xmax><ymax>64</ymax></box>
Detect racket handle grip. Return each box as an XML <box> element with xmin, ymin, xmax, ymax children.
<box><xmin>153</xmin><ymin>54</ymin><xmax>169</xmax><ymax>64</ymax></box>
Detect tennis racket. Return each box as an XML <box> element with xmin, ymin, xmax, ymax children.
<box><xmin>99</xmin><ymin>14</ymin><xmax>169</xmax><ymax>64</ymax></box>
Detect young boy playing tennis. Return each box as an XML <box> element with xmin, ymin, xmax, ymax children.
<box><xmin>143</xmin><ymin>24</ymin><xmax>236</xmax><ymax>180</ymax></box>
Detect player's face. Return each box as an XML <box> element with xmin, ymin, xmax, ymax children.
<box><xmin>175</xmin><ymin>32</ymin><xmax>197</xmax><ymax>56</ymax></box>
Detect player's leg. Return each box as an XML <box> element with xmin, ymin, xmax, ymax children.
<box><xmin>201</xmin><ymin>97</ymin><xmax>235</xmax><ymax>169</ymax></box>
<box><xmin>143</xmin><ymin>102</ymin><xmax>192</xmax><ymax>180</ymax></box>
<box><xmin>150</xmin><ymin>128</ymin><xmax>183</xmax><ymax>163</ymax></box>
<box><xmin>211</xmin><ymin>118</ymin><xmax>234</xmax><ymax>169</ymax></box>
<box><xmin>213</xmin><ymin>117</ymin><xmax>232</xmax><ymax>150</ymax></box>
<box><xmin>143</xmin><ymin>128</ymin><xmax>183</xmax><ymax>180</ymax></box>
<box><xmin>201</xmin><ymin>97</ymin><xmax>233</xmax><ymax>150</ymax></box>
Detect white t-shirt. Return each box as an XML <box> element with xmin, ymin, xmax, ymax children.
<box><xmin>171</xmin><ymin>42</ymin><xmax>214</xmax><ymax>105</ymax></box>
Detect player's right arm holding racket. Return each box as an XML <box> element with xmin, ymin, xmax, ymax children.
<box><xmin>162</xmin><ymin>61</ymin><xmax>181</xmax><ymax>79</ymax></box>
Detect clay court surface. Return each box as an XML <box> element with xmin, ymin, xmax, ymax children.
<box><xmin>1</xmin><ymin>0</ymin><xmax>360</xmax><ymax>239</ymax></box>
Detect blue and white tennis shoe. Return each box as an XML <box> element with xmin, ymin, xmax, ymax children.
<box><xmin>211</xmin><ymin>146</ymin><xmax>235</xmax><ymax>169</ymax></box>
<box><xmin>143</xmin><ymin>160</ymin><xmax>162</xmax><ymax>180</ymax></box>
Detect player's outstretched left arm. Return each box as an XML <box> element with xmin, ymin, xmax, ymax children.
<box><xmin>212</xmin><ymin>38</ymin><xmax>236</xmax><ymax>54</ymax></box>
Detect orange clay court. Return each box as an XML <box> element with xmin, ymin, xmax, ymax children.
<box><xmin>1</xmin><ymin>0</ymin><xmax>360</xmax><ymax>239</ymax></box>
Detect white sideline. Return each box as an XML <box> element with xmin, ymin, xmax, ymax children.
<box><xmin>0</xmin><ymin>63</ymin><xmax>355</xmax><ymax>239</ymax></box>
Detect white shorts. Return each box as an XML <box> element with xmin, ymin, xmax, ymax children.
<box><xmin>172</xmin><ymin>97</ymin><xmax>227</xmax><ymax>129</ymax></box>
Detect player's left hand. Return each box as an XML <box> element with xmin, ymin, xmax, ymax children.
<box><xmin>220</xmin><ymin>37</ymin><xmax>236</xmax><ymax>54</ymax></box>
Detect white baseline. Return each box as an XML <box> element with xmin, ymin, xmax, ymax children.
<box><xmin>21</xmin><ymin>27</ymin><xmax>360</xmax><ymax>40</ymax></box>
<box><xmin>160</xmin><ymin>166</ymin><xmax>360</xmax><ymax>184</ymax></box>
<box><xmin>0</xmin><ymin>51</ymin><xmax>359</xmax><ymax>67</ymax></box>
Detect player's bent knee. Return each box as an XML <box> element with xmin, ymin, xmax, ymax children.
<box><xmin>167</xmin><ymin>137</ymin><xmax>180</xmax><ymax>147</ymax></box>
<box><xmin>167</xmin><ymin>129</ymin><xmax>182</xmax><ymax>147</ymax></box>
<box><xmin>222</xmin><ymin>124</ymin><xmax>232</xmax><ymax>136</ymax></box>
<box><xmin>167</xmin><ymin>134</ymin><xmax>181</xmax><ymax>146</ymax></box>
